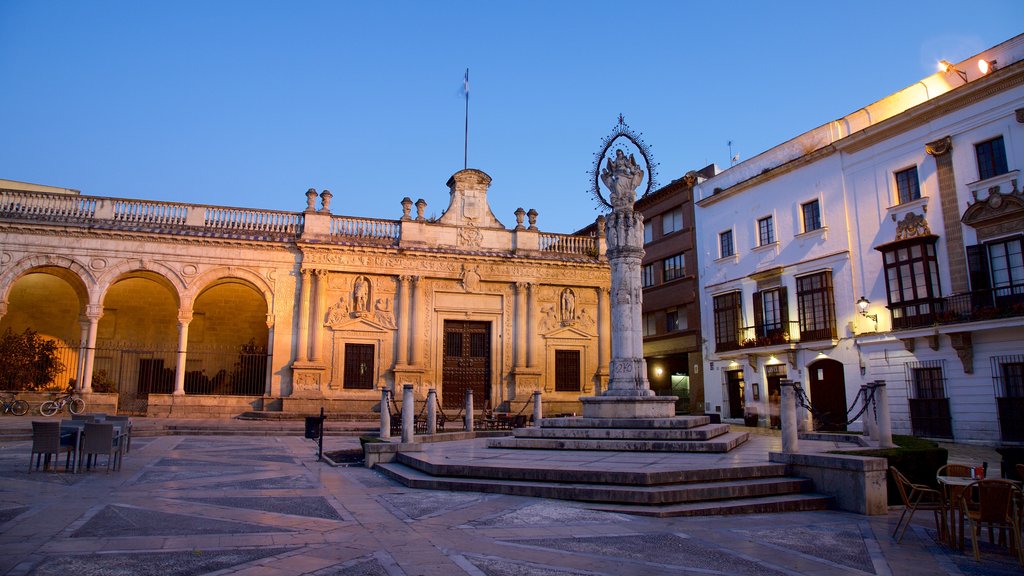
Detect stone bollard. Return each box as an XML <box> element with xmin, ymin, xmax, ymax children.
<box><xmin>464</xmin><ymin>388</ymin><xmax>474</xmax><ymax>431</ymax></box>
<box><xmin>426</xmin><ymin>388</ymin><xmax>437</xmax><ymax>435</ymax></box>
<box><xmin>380</xmin><ymin>388</ymin><xmax>391</xmax><ymax>440</ymax></box>
<box><xmin>780</xmin><ymin>379</ymin><xmax>799</xmax><ymax>454</ymax></box>
<box><xmin>401</xmin><ymin>384</ymin><xmax>414</xmax><ymax>443</ymax></box>
<box><xmin>861</xmin><ymin>384</ymin><xmax>876</xmax><ymax>441</ymax></box>
<box><xmin>532</xmin><ymin>391</ymin><xmax>542</xmax><ymax>427</ymax></box>
<box><xmin>874</xmin><ymin>380</ymin><xmax>895</xmax><ymax>448</ymax></box>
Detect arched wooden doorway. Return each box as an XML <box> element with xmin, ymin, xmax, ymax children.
<box><xmin>808</xmin><ymin>358</ymin><xmax>847</xmax><ymax>432</ymax></box>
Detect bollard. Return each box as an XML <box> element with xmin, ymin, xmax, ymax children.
<box><xmin>874</xmin><ymin>380</ymin><xmax>895</xmax><ymax>448</ymax></box>
<box><xmin>401</xmin><ymin>384</ymin><xmax>414</xmax><ymax>443</ymax></box>
<box><xmin>532</xmin><ymin>390</ymin><xmax>542</xmax><ymax>426</ymax></box>
<box><xmin>861</xmin><ymin>384</ymin><xmax>876</xmax><ymax>441</ymax></box>
<box><xmin>780</xmin><ymin>379</ymin><xmax>799</xmax><ymax>454</ymax></box>
<box><xmin>464</xmin><ymin>388</ymin><xmax>474</xmax><ymax>431</ymax></box>
<box><xmin>426</xmin><ymin>388</ymin><xmax>437</xmax><ymax>434</ymax></box>
<box><xmin>380</xmin><ymin>388</ymin><xmax>391</xmax><ymax>440</ymax></box>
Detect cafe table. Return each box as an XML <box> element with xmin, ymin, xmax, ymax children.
<box><xmin>60</xmin><ymin>420</ymin><xmax>125</xmax><ymax>473</ymax></box>
<box><xmin>937</xmin><ymin>474</ymin><xmax>1023</xmax><ymax>549</ymax></box>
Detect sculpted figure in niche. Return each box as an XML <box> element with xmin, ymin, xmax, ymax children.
<box><xmin>560</xmin><ymin>288</ymin><xmax>576</xmax><ymax>325</ymax></box>
<box><xmin>327</xmin><ymin>296</ymin><xmax>347</xmax><ymax>325</ymax></box>
<box><xmin>600</xmin><ymin>149</ymin><xmax>645</xmax><ymax>208</ymax></box>
<box><xmin>353</xmin><ymin>276</ymin><xmax>370</xmax><ymax>314</ymax></box>
<box><xmin>539</xmin><ymin>304</ymin><xmax>558</xmax><ymax>333</ymax></box>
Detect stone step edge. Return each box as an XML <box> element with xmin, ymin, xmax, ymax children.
<box><xmin>538</xmin><ymin>416</ymin><xmax>711</xmax><ymax>429</ymax></box>
<box><xmin>586</xmin><ymin>493</ymin><xmax>835</xmax><ymax>517</ymax></box>
<box><xmin>396</xmin><ymin>452</ymin><xmax>787</xmax><ymax>485</ymax></box>
<box><xmin>375</xmin><ymin>462</ymin><xmax>812</xmax><ymax>505</ymax></box>
<box><xmin>487</xmin><ymin>431</ymin><xmax>749</xmax><ymax>453</ymax></box>
<box><xmin>513</xmin><ymin>424</ymin><xmax>730</xmax><ymax>441</ymax></box>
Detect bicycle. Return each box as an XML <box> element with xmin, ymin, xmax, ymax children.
<box><xmin>0</xmin><ymin>392</ymin><xmax>30</xmax><ymax>416</ymax></box>
<box><xmin>39</xmin><ymin>390</ymin><xmax>85</xmax><ymax>416</ymax></box>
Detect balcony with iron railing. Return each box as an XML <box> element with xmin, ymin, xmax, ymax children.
<box><xmin>715</xmin><ymin>320</ymin><xmax>837</xmax><ymax>353</ymax></box>
<box><xmin>889</xmin><ymin>283</ymin><xmax>1024</xmax><ymax>330</ymax></box>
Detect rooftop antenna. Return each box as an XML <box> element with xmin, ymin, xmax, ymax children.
<box><xmin>463</xmin><ymin>68</ymin><xmax>469</xmax><ymax>169</ymax></box>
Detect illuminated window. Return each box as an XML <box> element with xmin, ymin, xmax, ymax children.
<box><xmin>976</xmin><ymin>136</ymin><xmax>1008</xmax><ymax>181</ymax></box>
<box><xmin>802</xmin><ymin>199</ymin><xmax>822</xmax><ymax>232</ymax></box>
<box><xmin>757</xmin><ymin>215</ymin><xmax>775</xmax><ymax>246</ymax></box>
<box><xmin>895</xmin><ymin>166</ymin><xmax>920</xmax><ymax>204</ymax></box>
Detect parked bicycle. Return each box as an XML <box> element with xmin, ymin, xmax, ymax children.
<box><xmin>39</xmin><ymin>389</ymin><xmax>85</xmax><ymax>416</ymax></box>
<box><xmin>0</xmin><ymin>392</ymin><xmax>30</xmax><ymax>416</ymax></box>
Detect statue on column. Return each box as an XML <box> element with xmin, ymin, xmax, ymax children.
<box><xmin>560</xmin><ymin>288</ymin><xmax>576</xmax><ymax>325</ymax></box>
<box><xmin>601</xmin><ymin>149</ymin><xmax>645</xmax><ymax>207</ymax></box>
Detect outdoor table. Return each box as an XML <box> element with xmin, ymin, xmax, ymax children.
<box><xmin>938</xmin><ymin>475</ymin><xmax>1023</xmax><ymax>549</ymax></box>
<box><xmin>60</xmin><ymin>420</ymin><xmax>125</xmax><ymax>473</ymax></box>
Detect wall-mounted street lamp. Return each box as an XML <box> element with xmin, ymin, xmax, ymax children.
<box><xmin>939</xmin><ymin>60</ymin><xmax>968</xmax><ymax>84</ymax></box>
<box><xmin>857</xmin><ymin>296</ymin><xmax>878</xmax><ymax>323</ymax></box>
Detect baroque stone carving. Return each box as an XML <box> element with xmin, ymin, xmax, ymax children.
<box><xmin>458</xmin><ymin>225</ymin><xmax>483</xmax><ymax>247</ymax></box>
<box><xmin>600</xmin><ymin>150</ymin><xmax>645</xmax><ymax>208</ymax></box>
<box><xmin>460</xmin><ymin>265</ymin><xmax>481</xmax><ymax>293</ymax></box>
<box><xmin>353</xmin><ymin>276</ymin><xmax>371</xmax><ymax>315</ymax></box>
<box><xmin>373</xmin><ymin>297</ymin><xmax>397</xmax><ymax>329</ymax></box>
<box><xmin>925</xmin><ymin>136</ymin><xmax>952</xmax><ymax>157</ymax></box>
<box><xmin>560</xmin><ymin>288</ymin><xmax>576</xmax><ymax>325</ymax></box>
<box><xmin>894</xmin><ymin>212</ymin><xmax>931</xmax><ymax>241</ymax></box>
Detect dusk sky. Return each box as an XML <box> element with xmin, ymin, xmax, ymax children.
<box><xmin>2</xmin><ymin>1</ymin><xmax>1021</xmax><ymax>233</ymax></box>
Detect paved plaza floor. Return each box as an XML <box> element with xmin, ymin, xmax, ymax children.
<box><xmin>0</xmin><ymin>426</ymin><xmax>1020</xmax><ymax>576</ymax></box>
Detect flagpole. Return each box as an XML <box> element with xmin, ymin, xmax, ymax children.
<box><xmin>464</xmin><ymin>68</ymin><xmax>469</xmax><ymax>170</ymax></box>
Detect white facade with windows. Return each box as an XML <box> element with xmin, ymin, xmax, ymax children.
<box><xmin>694</xmin><ymin>35</ymin><xmax>1024</xmax><ymax>443</ymax></box>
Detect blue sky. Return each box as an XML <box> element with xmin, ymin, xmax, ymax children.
<box><xmin>2</xmin><ymin>1</ymin><xmax>1021</xmax><ymax>234</ymax></box>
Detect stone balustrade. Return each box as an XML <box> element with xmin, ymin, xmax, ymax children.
<box><xmin>330</xmin><ymin>215</ymin><xmax>401</xmax><ymax>243</ymax></box>
<box><xmin>539</xmin><ymin>232</ymin><xmax>598</xmax><ymax>256</ymax></box>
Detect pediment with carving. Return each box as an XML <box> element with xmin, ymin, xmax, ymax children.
<box><xmin>541</xmin><ymin>324</ymin><xmax>593</xmax><ymax>340</ymax></box>
<box><xmin>961</xmin><ymin>177</ymin><xmax>1024</xmax><ymax>240</ymax></box>
<box><xmin>326</xmin><ymin>313</ymin><xmax>394</xmax><ymax>333</ymax></box>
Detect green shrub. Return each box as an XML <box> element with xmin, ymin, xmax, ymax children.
<box><xmin>841</xmin><ymin>435</ymin><xmax>948</xmax><ymax>505</ymax></box>
<box><xmin>0</xmin><ymin>328</ymin><xmax>65</xmax><ymax>391</ymax></box>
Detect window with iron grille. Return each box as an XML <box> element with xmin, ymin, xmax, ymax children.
<box><xmin>719</xmin><ymin>230</ymin><xmax>734</xmax><ymax>258</ymax></box>
<box><xmin>976</xmin><ymin>136</ymin><xmax>1008</xmax><ymax>181</ymax></box>
<box><xmin>662</xmin><ymin>207</ymin><xmax>683</xmax><ymax>235</ymax></box>
<box><xmin>343</xmin><ymin>343</ymin><xmax>375</xmax><ymax>389</ymax></box>
<box><xmin>802</xmin><ymin>199</ymin><xmax>822</xmax><ymax>232</ymax></box>
<box><xmin>758</xmin><ymin>215</ymin><xmax>775</xmax><ymax>246</ymax></box>
<box><xmin>894</xmin><ymin>166</ymin><xmax>921</xmax><ymax>204</ymax></box>
<box><xmin>796</xmin><ymin>271</ymin><xmax>836</xmax><ymax>341</ymax></box>
<box><xmin>992</xmin><ymin>355</ymin><xmax>1024</xmax><ymax>398</ymax></box>
<box><xmin>641</xmin><ymin>264</ymin><xmax>656</xmax><ymax>288</ymax></box>
<box><xmin>713</xmin><ymin>292</ymin><xmax>742</xmax><ymax>350</ymax></box>
<box><xmin>554</xmin><ymin>349</ymin><xmax>581</xmax><ymax>392</ymax></box>
<box><xmin>911</xmin><ymin>366</ymin><xmax>946</xmax><ymax>399</ymax></box>
<box><xmin>663</xmin><ymin>253</ymin><xmax>685</xmax><ymax>282</ymax></box>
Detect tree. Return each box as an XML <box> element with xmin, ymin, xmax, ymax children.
<box><xmin>0</xmin><ymin>328</ymin><xmax>65</xmax><ymax>391</ymax></box>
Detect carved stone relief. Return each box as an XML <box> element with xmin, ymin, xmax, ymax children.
<box><xmin>894</xmin><ymin>212</ymin><xmax>931</xmax><ymax>241</ymax></box>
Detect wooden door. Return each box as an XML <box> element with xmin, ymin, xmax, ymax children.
<box><xmin>808</xmin><ymin>358</ymin><xmax>847</xmax><ymax>432</ymax></box>
<box><xmin>442</xmin><ymin>321</ymin><xmax>491</xmax><ymax>409</ymax></box>
<box><xmin>725</xmin><ymin>369</ymin><xmax>745</xmax><ymax>419</ymax></box>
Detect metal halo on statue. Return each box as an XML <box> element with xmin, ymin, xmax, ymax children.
<box><xmin>589</xmin><ymin>116</ymin><xmax>659</xmax><ymax>209</ymax></box>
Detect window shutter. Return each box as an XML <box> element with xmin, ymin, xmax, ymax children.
<box><xmin>778</xmin><ymin>287</ymin><xmax>789</xmax><ymax>332</ymax></box>
<box><xmin>753</xmin><ymin>290</ymin><xmax>764</xmax><ymax>338</ymax></box>
<box><xmin>966</xmin><ymin>244</ymin><xmax>991</xmax><ymax>292</ymax></box>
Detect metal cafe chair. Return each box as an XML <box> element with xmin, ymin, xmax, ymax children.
<box><xmin>81</xmin><ymin>422</ymin><xmax>123</xmax><ymax>472</ymax></box>
<box><xmin>29</xmin><ymin>421</ymin><xmax>74</xmax><ymax>473</ymax></box>
<box><xmin>958</xmin><ymin>479</ymin><xmax>1023</xmax><ymax>566</ymax></box>
<box><xmin>891</xmin><ymin>466</ymin><xmax>946</xmax><ymax>543</ymax></box>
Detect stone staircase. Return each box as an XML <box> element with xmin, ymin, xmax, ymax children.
<box><xmin>376</xmin><ymin>454</ymin><xmax>832</xmax><ymax>517</ymax></box>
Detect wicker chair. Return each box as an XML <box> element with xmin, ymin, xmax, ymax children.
<box><xmin>958</xmin><ymin>479</ymin><xmax>1023</xmax><ymax>565</ymax></box>
<box><xmin>890</xmin><ymin>466</ymin><xmax>946</xmax><ymax>543</ymax></box>
<box><xmin>29</xmin><ymin>421</ymin><xmax>74</xmax><ymax>473</ymax></box>
<box><xmin>937</xmin><ymin>463</ymin><xmax>972</xmax><ymax>478</ymax></box>
<box><xmin>81</xmin><ymin>422</ymin><xmax>122</xmax><ymax>472</ymax></box>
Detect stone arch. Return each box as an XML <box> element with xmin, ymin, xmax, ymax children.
<box><xmin>94</xmin><ymin>260</ymin><xmax>185</xmax><ymax>310</ymax></box>
<box><xmin>0</xmin><ymin>254</ymin><xmax>93</xmax><ymax>309</ymax></box>
<box><xmin>186</xmin><ymin>267</ymin><xmax>274</xmax><ymax>315</ymax></box>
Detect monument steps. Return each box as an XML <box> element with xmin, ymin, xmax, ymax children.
<box><xmin>487</xmin><ymin>430</ymin><xmax>749</xmax><ymax>453</ymax></box>
<box><xmin>509</xmin><ymin>423</ymin><xmax>732</xmax><ymax>441</ymax></box>
<box><xmin>589</xmin><ymin>493</ymin><xmax>835</xmax><ymax>517</ymax></box>
<box><xmin>376</xmin><ymin>459</ymin><xmax>828</xmax><ymax>510</ymax></box>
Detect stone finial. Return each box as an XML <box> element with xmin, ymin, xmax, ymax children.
<box><xmin>305</xmin><ymin>188</ymin><xmax>318</xmax><ymax>212</ymax></box>
<box><xmin>401</xmin><ymin>197</ymin><xmax>413</xmax><ymax>221</ymax></box>
<box><xmin>415</xmin><ymin>198</ymin><xmax>427</xmax><ymax>221</ymax></box>
<box><xmin>514</xmin><ymin>207</ymin><xmax>526</xmax><ymax>230</ymax></box>
<box><xmin>596</xmin><ymin>214</ymin><xmax>606</xmax><ymax>234</ymax></box>
<box><xmin>318</xmin><ymin>190</ymin><xmax>333</xmax><ymax>214</ymax></box>
<box><xmin>527</xmin><ymin>209</ymin><xmax>538</xmax><ymax>230</ymax></box>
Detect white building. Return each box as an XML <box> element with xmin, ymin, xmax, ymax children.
<box><xmin>694</xmin><ymin>35</ymin><xmax>1024</xmax><ymax>444</ymax></box>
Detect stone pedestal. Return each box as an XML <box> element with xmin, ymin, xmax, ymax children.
<box><xmin>580</xmin><ymin>395</ymin><xmax>676</xmax><ymax>418</ymax></box>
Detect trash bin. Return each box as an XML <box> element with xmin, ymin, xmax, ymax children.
<box><xmin>744</xmin><ymin>408</ymin><xmax>759</xmax><ymax>427</ymax></box>
<box><xmin>305</xmin><ymin>415</ymin><xmax>324</xmax><ymax>439</ymax></box>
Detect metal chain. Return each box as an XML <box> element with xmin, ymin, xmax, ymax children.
<box><xmin>792</xmin><ymin>382</ymin><xmax>876</xmax><ymax>427</ymax></box>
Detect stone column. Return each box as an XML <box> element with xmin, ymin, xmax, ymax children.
<box><xmin>526</xmin><ymin>283</ymin><xmax>538</xmax><ymax>368</ymax></box>
<box><xmin>401</xmin><ymin>384</ymin><xmax>415</xmax><ymax>443</ymax></box>
<box><xmin>780</xmin><ymin>379</ymin><xmax>799</xmax><ymax>454</ymax></box>
<box><xmin>605</xmin><ymin>205</ymin><xmax>651</xmax><ymax>396</ymax></box>
<box><xmin>464</xmin><ymin>388</ymin><xmax>474</xmax><ymax>431</ymax></box>
<box><xmin>396</xmin><ymin>275</ymin><xmax>411</xmax><ymax>366</ymax></box>
<box><xmin>379</xmin><ymin>388</ymin><xmax>391</xmax><ymax>440</ymax></box>
<box><xmin>410</xmin><ymin>276</ymin><xmax>424</xmax><ymax>367</ymax></box>
<box><xmin>597</xmin><ymin>287</ymin><xmax>611</xmax><ymax>371</ymax></box>
<box><xmin>514</xmin><ymin>282</ymin><xmax>527</xmax><ymax>369</ymax></box>
<box><xmin>77</xmin><ymin>317</ymin><xmax>90</xmax><ymax>391</ymax></box>
<box><xmin>426</xmin><ymin>388</ymin><xmax>437</xmax><ymax>434</ymax></box>
<box><xmin>81</xmin><ymin>306</ymin><xmax>102</xmax><ymax>392</ymax></box>
<box><xmin>264</xmin><ymin>315</ymin><xmax>275</xmax><ymax>396</ymax></box>
<box><xmin>874</xmin><ymin>380</ymin><xmax>895</xmax><ymax>449</ymax></box>
<box><xmin>173</xmin><ymin>312</ymin><xmax>191</xmax><ymax>395</ymax></box>
<box><xmin>310</xmin><ymin>270</ymin><xmax>327</xmax><ymax>363</ymax></box>
<box><xmin>926</xmin><ymin>136</ymin><xmax>968</xmax><ymax>293</ymax></box>
<box><xmin>296</xmin><ymin>268</ymin><xmax>311</xmax><ymax>362</ymax></box>
<box><xmin>860</xmin><ymin>384</ymin><xmax>876</xmax><ymax>440</ymax></box>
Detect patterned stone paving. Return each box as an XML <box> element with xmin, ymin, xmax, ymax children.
<box><xmin>0</xmin><ymin>432</ymin><xmax>1019</xmax><ymax>576</ymax></box>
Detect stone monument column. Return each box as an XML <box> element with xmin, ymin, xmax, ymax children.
<box><xmin>296</xmin><ymin>268</ymin><xmax>311</xmax><ymax>362</ymax></box>
<box><xmin>310</xmin><ymin>270</ymin><xmax>327</xmax><ymax>363</ymax></box>
<box><xmin>396</xmin><ymin>275</ymin><xmax>411</xmax><ymax>366</ymax></box>
<box><xmin>514</xmin><ymin>282</ymin><xmax>527</xmax><ymax>369</ymax></box>
<box><xmin>410</xmin><ymin>276</ymin><xmax>424</xmax><ymax>367</ymax></box>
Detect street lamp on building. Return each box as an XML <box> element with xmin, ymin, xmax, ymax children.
<box><xmin>857</xmin><ymin>296</ymin><xmax>878</xmax><ymax>323</ymax></box>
